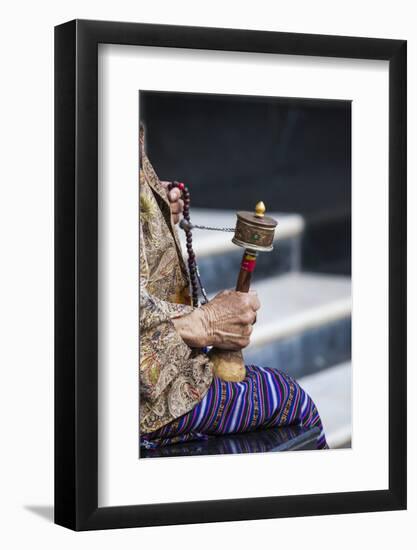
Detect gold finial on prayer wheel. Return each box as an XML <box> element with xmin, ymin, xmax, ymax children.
<box><xmin>255</xmin><ymin>201</ymin><xmax>266</xmax><ymax>218</ymax></box>
<box><xmin>232</xmin><ymin>202</ymin><xmax>277</xmax><ymax>253</ymax></box>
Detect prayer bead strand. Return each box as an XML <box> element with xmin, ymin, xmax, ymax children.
<box><xmin>168</xmin><ymin>181</ymin><xmax>200</xmax><ymax>308</ymax></box>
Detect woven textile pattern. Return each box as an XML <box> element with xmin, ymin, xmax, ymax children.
<box><xmin>141</xmin><ymin>365</ymin><xmax>328</xmax><ymax>450</ymax></box>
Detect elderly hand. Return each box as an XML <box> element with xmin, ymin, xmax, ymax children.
<box><xmin>172</xmin><ymin>290</ymin><xmax>260</xmax><ymax>350</ymax></box>
<box><xmin>160</xmin><ymin>181</ymin><xmax>184</xmax><ymax>225</ymax></box>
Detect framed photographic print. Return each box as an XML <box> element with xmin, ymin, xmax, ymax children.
<box><xmin>55</xmin><ymin>19</ymin><xmax>406</xmax><ymax>530</ymax></box>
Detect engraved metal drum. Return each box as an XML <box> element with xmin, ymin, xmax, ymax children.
<box><xmin>232</xmin><ymin>210</ymin><xmax>278</xmax><ymax>252</ymax></box>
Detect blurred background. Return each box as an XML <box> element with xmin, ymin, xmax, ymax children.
<box><xmin>140</xmin><ymin>91</ymin><xmax>352</xmax><ymax>448</ymax></box>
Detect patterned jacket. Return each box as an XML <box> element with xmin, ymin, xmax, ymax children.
<box><xmin>139</xmin><ymin>153</ymin><xmax>213</xmax><ymax>434</ymax></box>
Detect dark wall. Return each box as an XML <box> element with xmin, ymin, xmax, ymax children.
<box><xmin>140</xmin><ymin>91</ymin><xmax>351</xmax><ymax>274</ymax></box>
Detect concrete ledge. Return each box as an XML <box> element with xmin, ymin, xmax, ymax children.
<box><xmin>244</xmin><ymin>316</ymin><xmax>351</xmax><ymax>379</ymax></box>
<box><xmin>247</xmin><ymin>273</ymin><xmax>352</xmax><ymax>348</ymax></box>
<box><xmin>299</xmin><ymin>362</ymin><xmax>352</xmax><ymax>449</ymax></box>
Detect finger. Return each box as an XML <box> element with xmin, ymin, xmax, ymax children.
<box><xmin>214</xmin><ymin>289</ymin><xmax>232</xmax><ymax>299</ymax></box>
<box><xmin>248</xmin><ymin>291</ymin><xmax>261</xmax><ymax>311</ymax></box>
<box><xmin>172</xmin><ymin>213</ymin><xmax>180</xmax><ymax>225</ymax></box>
<box><xmin>241</xmin><ymin>310</ymin><xmax>256</xmax><ymax>325</ymax></box>
<box><xmin>242</xmin><ymin>324</ymin><xmax>253</xmax><ymax>336</ymax></box>
<box><xmin>215</xmin><ymin>329</ymin><xmax>243</xmax><ymax>339</ymax></box>
<box><xmin>215</xmin><ymin>342</ymin><xmax>241</xmax><ymax>351</ymax></box>
<box><xmin>170</xmin><ymin>200</ymin><xmax>183</xmax><ymax>215</ymax></box>
<box><xmin>237</xmin><ymin>337</ymin><xmax>250</xmax><ymax>349</ymax></box>
<box><xmin>238</xmin><ymin>290</ymin><xmax>260</xmax><ymax>310</ymax></box>
<box><xmin>168</xmin><ymin>188</ymin><xmax>181</xmax><ymax>202</ymax></box>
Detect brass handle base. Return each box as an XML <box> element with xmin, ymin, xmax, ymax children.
<box><xmin>208</xmin><ymin>349</ymin><xmax>246</xmax><ymax>382</ymax></box>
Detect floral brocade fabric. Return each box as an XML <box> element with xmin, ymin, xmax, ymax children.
<box><xmin>139</xmin><ymin>153</ymin><xmax>213</xmax><ymax>434</ymax></box>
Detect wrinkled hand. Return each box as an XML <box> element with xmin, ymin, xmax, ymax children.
<box><xmin>160</xmin><ymin>181</ymin><xmax>184</xmax><ymax>225</ymax></box>
<box><xmin>173</xmin><ymin>290</ymin><xmax>260</xmax><ymax>350</ymax></box>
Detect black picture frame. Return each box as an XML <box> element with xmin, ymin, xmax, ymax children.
<box><xmin>55</xmin><ymin>19</ymin><xmax>407</xmax><ymax>531</ymax></box>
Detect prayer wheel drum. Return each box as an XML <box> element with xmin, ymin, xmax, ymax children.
<box><xmin>209</xmin><ymin>202</ymin><xmax>278</xmax><ymax>382</ymax></box>
<box><xmin>233</xmin><ymin>205</ymin><xmax>278</xmax><ymax>252</ymax></box>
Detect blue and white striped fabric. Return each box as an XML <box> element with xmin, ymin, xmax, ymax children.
<box><xmin>141</xmin><ymin>365</ymin><xmax>328</xmax><ymax>450</ymax></box>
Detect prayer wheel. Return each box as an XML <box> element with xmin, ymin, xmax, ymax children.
<box><xmin>209</xmin><ymin>202</ymin><xmax>278</xmax><ymax>382</ymax></box>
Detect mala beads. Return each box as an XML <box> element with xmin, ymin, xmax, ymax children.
<box><xmin>167</xmin><ymin>181</ymin><xmax>200</xmax><ymax>307</ymax></box>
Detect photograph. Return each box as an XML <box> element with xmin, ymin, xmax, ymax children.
<box><xmin>0</xmin><ymin>2</ymin><xmax>410</xmax><ymax>541</ymax></box>
<box><xmin>139</xmin><ymin>91</ymin><xmax>352</xmax><ymax>458</ymax></box>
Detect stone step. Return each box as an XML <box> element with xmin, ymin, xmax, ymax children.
<box><xmin>249</xmin><ymin>272</ymin><xmax>351</xmax><ymax>346</ymax></box>
<box><xmin>242</xmin><ymin>273</ymin><xmax>351</xmax><ymax>378</ymax></box>
<box><xmin>179</xmin><ymin>208</ymin><xmax>305</xmax><ymax>294</ymax></box>
<box><xmin>299</xmin><ymin>362</ymin><xmax>352</xmax><ymax>449</ymax></box>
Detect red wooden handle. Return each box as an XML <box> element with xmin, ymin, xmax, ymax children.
<box><xmin>235</xmin><ymin>251</ymin><xmax>257</xmax><ymax>293</ymax></box>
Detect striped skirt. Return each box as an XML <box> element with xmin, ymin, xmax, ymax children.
<box><xmin>141</xmin><ymin>365</ymin><xmax>328</xmax><ymax>450</ymax></box>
